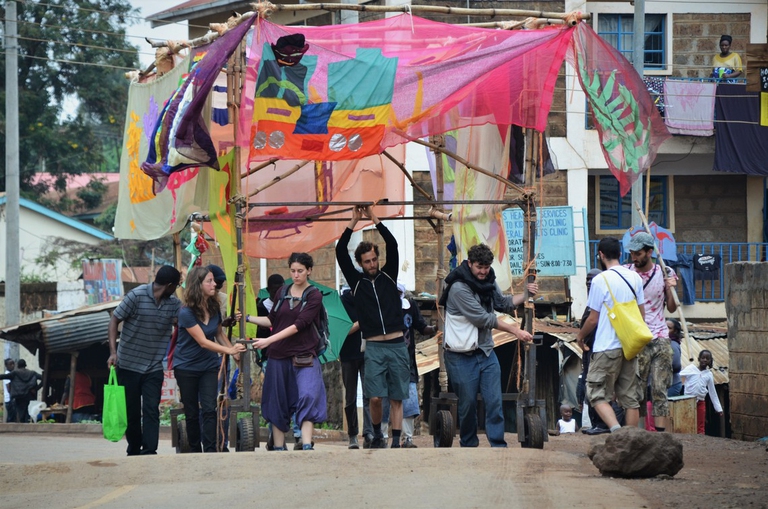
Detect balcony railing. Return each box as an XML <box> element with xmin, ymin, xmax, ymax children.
<box><xmin>588</xmin><ymin>241</ymin><xmax>768</xmax><ymax>303</ymax></box>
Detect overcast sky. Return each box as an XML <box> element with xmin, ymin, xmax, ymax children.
<box><xmin>127</xmin><ymin>0</ymin><xmax>189</xmax><ymax>67</ymax></box>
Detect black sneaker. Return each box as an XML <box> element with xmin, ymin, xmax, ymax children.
<box><xmin>363</xmin><ymin>434</ymin><xmax>374</xmax><ymax>449</ymax></box>
<box><xmin>402</xmin><ymin>438</ymin><xmax>417</xmax><ymax>448</ymax></box>
<box><xmin>370</xmin><ymin>436</ymin><xmax>387</xmax><ymax>449</ymax></box>
<box><xmin>348</xmin><ymin>436</ymin><xmax>360</xmax><ymax>449</ymax></box>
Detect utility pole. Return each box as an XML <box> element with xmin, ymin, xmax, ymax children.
<box><xmin>4</xmin><ymin>0</ymin><xmax>21</xmax><ymax>360</ymax></box>
<box><xmin>630</xmin><ymin>0</ymin><xmax>645</xmax><ymax>227</ymax></box>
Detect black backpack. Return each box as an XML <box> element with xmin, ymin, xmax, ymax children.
<box><xmin>273</xmin><ymin>284</ymin><xmax>331</xmax><ymax>361</ymax></box>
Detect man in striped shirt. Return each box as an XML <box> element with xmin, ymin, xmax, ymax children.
<box><xmin>108</xmin><ymin>265</ymin><xmax>181</xmax><ymax>456</ymax></box>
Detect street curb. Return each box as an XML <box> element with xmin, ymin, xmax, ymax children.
<box><xmin>0</xmin><ymin>423</ymin><xmax>348</xmax><ymax>442</ymax></box>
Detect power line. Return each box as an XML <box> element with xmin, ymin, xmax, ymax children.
<box><xmin>12</xmin><ymin>17</ymin><xmax>164</xmax><ymax>43</ymax></box>
<box><xmin>1</xmin><ymin>50</ymin><xmax>136</xmax><ymax>71</ymax></box>
<box><xmin>17</xmin><ymin>0</ymin><xmax>208</xmax><ymax>32</ymax></box>
<box><xmin>17</xmin><ymin>35</ymin><xmax>156</xmax><ymax>58</ymax></box>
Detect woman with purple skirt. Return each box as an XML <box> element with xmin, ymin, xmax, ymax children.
<box><xmin>246</xmin><ymin>252</ymin><xmax>327</xmax><ymax>450</ymax></box>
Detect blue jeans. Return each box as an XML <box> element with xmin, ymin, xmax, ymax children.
<box><xmin>444</xmin><ymin>349</ymin><xmax>506</xmax><ymax>447</ymax></box>
<box><xmin>175</xmin><ymin>368</ymin><xmax>219</xmax><ymax>453</ymax></box>
<box><xmin>119</xmin><ymin>368</ymin><xmax>164</xmax><ymax>455</ymax></box>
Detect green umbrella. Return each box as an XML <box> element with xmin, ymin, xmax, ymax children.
<box><xmin>257</xmin><ymin>279</ymin><xmax>352</xmax><ymax>364</ymax></box>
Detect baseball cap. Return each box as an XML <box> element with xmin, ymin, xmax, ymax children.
<box><xmin>627</xmin><ymin>232</ymin><xmax>655</xmax><ymax>252</ymax></box>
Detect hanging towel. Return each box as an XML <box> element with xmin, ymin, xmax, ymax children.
<box><xmin>212</xmin><ymin>71</ymin><xmax>229</xmax><ymax>127</ymax></box>
<box><xmin>663</xmin><ymin>80</ymin><xmax>716</xmax><ymax>136</ymax></box>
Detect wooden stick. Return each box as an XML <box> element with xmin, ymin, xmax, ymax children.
<box><xmin>266</xmin><ymin>2</ymin><xmax>590</xmax><ymax>22</ymax></box>
<box><xmin>139</xmin><ymin>5</ymin><xmax>589</xmax><ymax>61</ymax></box>
<box><xmin>247</xmin><ymin>160</ymin><xmax>311</xmax><ymax>197</ymax></box>
<box><xmin>635</xmin><ymin>202</ymin><xmax>695</xmax><ymax>361</ymax></box>
<box><xmin>241</xmin><ymin>157</ymin><xmax>279</xmax><ymax>179</ymax></box>
<box><xmin>467</xmin><ymin>18</ymin><xmax>567</xmax><ymax>29</ymax></box>
<box><xmin>382</xmin><ymin>150</ymin><xmax>433</xmax><ymax>200</ymax></box>
<box><xmin>396</xmin><ymin>132</ymin><xmax>527</xmax><ymax>195</ymax></box>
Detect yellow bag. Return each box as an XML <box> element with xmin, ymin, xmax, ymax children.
<box><xmin>602</xmin><ymin>273</ymin><xmax>653</xmax><ymax>360</ymax></box>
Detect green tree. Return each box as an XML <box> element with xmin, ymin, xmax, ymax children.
<box><xmin>0</xmin><ymin>0</ymin><xmax>140</xmax><ymax>196</ymax></box>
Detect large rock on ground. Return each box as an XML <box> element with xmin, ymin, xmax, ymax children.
<box><xmin>588</xmin><ymin>427</ymin><xmax>684</xmax><ymax>478</ymax></box>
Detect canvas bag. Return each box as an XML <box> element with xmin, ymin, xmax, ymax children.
<box><xmin>444</xmin><ymin>312</ymin><xmax>479</xmax><ymax>352</ymax></box>
<box><xmin>102</xmin><ymin>366</ymin><xmax>127</xmax><ymax>442</ymax></box>
<box><xmin>601</xmin><ymin>272</ymin><xmax>653</xmax><ymax>360</ymax></box>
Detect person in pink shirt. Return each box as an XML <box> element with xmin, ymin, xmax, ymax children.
<box><xmin>626</xmin><ymin>232</ymin><xmax>678</xmax><ymax>432</ymax></box>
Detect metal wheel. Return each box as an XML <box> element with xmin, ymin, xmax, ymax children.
<box><xmin>176</xmin><ymin>420</ymin><xmax>192</xmax><ymax>454</ymax></box>
<box><xmin>236</xmin><ymin>417</ymin><xmax>256</xmax><ymax>452</ymax></box>
<box><xmin>433</xmin><ymin>409</ymin><xmax>454</xmax><ymax>448</ymax></box>
<box><xmin>521</xmin><ymin>413</ymin><xmax>544</xmax><ymax>449</ymax></box>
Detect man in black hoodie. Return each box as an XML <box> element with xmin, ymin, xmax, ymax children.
<box><xmin>336</xmin><ymin>205</ymin><xmax>408</xmax><ymax>449</ymax></box>
<box><xmin>0</xmin><ymin>359</ymin><xmax>43</xmax><ymax>423</ymax></box>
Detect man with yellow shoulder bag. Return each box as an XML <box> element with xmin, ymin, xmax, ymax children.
<box><xmin>577</xmin><ymin>237</ymin><xmax>645</xmax><ymax>433</ymax></box>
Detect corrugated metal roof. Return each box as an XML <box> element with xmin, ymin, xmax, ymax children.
<box><xmin>0</xmin><ymin>301</ymin><xmax>119</xmax><ymax>355</ymax></box>
<box><xmin>39</xmin><ymin>312</ymin><xmax>111</xmax><ymax>354</ymax></box>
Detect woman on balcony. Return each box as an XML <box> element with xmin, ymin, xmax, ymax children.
<box><xmin>712</xmin><ymin>35</ymin><xmax>742</xmax><ymax>79</ymax></box>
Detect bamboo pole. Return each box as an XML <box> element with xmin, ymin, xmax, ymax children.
<box><xmin>468</xmin><ymin>18</ymin><xmax>568</xmax><ymax>29</ymax></box>
<box><xmin>634</xmin><ymin>202</ymin><xmax>695</xmax><ymax>362</ymax></box>
<box><xmin>241</xmin><ymin>157</ymin><xmax>279</xmax><ymax>179</ymax></box>
<box><xmin>431</xmin><ymin>135</ymin><xmax>449</xmax><ymax>395</ymax></box>
<box><xmin>265</xmin><ymin>2</ymin><xmax>590</xmax><ymax>22</ymax></box>
<box><xmin>397</xmin><ymin>133</ymin><xmax>527</xmax><ymax>195</ymax></box>
<box><xmin>247</xmin><ymin>160</ymin><xmax>312</xmax><ymax>198</ymax></box>
<box><xmin>382</xmin><ymin>150</ymin><xmax>433</xmax><ymax>200</ymax></box>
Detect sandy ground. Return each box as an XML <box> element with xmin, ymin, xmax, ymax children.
<box><xmin>0</xmin><ymin>429</ymin><xmax>766</xmax><ymax>508</ymax></box>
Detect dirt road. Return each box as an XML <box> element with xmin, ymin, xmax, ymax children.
<box><xmin>0</xmin><ymin>431</ymin><xmax>765</xmax><ymax>508</ymax></box>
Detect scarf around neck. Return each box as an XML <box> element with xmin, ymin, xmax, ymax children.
<box><xmin>439</xmin><ymin>260</ymin><xmax>497</xmax><ymax>311</ymax></box>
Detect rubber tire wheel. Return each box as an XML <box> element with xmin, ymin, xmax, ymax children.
<box><xmin>236</xmin><ymin>417</ymin><xmax>256</xmax><ymax>452</ymax></box>
<box><xmin>521</xmin><ymin>413</ymin><xmax>544</xmax><ymax>449</ymax></box>
<box><xmin>433</xmin><ymin>409</ymin><xmax>454</xmax><ymax>448</ymax></box>
<box><xmin>176</xmin><ymin>420</ymin><xmax>192</xmax><ymax>454</ymax></box>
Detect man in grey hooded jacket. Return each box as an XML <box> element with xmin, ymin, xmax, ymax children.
<box><xmin>440</xmin><ymin>243</ymin><xmax>536</xmax><ymax>447</ymax></box>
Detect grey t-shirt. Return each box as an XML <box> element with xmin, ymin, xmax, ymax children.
<box><xmin>114</xmin><ymin>284</ymin><xmax>180</xmax><ymax>373</ymax></box>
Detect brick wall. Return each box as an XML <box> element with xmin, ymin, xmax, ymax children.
<box><xmin>587</xmin><ymin>174</ymin><xmax>748</xmax><ymax>243</ymax></box>
<box><xmin>673</xmin><ymin>13</ymin><xmax>751</xmax><ymax>78</ymax></box>
<box><xmin>724</xmin><ymin>262</ymin><xmax>768</xmax><ymax>442</ymax></box>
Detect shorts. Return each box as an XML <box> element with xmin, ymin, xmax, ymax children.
<box><xmin>364</xmin><ymin>339</ymin><xmax>410</xmax><ymax>401</ymax></box>
<box><xmin>586</xmin><ymin>348</ymin><xmax>640</xmax><ymax>410</ymax></box>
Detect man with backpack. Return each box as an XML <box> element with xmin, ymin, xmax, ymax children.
<box><xmin>335</xmin><ymin>205</ymin><xmax>408</xmax><ymax>449</ymax></box>
<box><xmin>577</xmin><ymin>237</ymin><xmax>643</xmax><ymax>432</ymax></box>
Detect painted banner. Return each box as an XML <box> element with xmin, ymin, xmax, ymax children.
<box><xmin>115</xmin><ymin>55</ymin><xmax>210</xmax><ymax>239</ymax></box>
<box><xmin>82</xmin><ymin>259</ymin><xmax>123</xmax><ymax>305</ymax></box>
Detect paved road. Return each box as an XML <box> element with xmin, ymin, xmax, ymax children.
<box><xmin>0</xmin><ymin>433</ymin><xmax>645</xmax><ymax>508</ymax></box>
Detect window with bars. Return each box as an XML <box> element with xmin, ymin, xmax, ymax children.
<box><xmin>599</xmin><ymin>175</ymin><xmax>669</xmax><ymax>231</ymax></box>
<box><xmin>597</xmin><ymin>14</ymin><xmax>666</xmax><ymax>70</ymax></box>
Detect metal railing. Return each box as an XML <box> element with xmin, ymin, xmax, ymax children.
<box><xmin>588</xmin><ymin>241</ymin><xmax>768</xmax><ymax>302</ymax></box>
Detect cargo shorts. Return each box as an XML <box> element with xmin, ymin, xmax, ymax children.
<box><xmin>586</xmin><ymin>348</ymin><xmax>640</xmax><ymax>410</ymax></box>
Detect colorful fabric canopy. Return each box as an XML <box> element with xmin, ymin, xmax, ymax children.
<box><xmin>120</xmin><ymin>14</ymin><xmax>670</xmax><ymax>251</ymax></box>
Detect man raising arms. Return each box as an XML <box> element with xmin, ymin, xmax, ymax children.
<box><xmin>336</xmin><ymin>205</ymin><xmax>408</xmax><ymax>449</ymax></box>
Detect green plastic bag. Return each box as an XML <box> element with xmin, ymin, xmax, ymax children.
<box><xmin>102</xmin><ymin>366</ymin><xmax>127</xmax><ymax>442</ymax></box>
